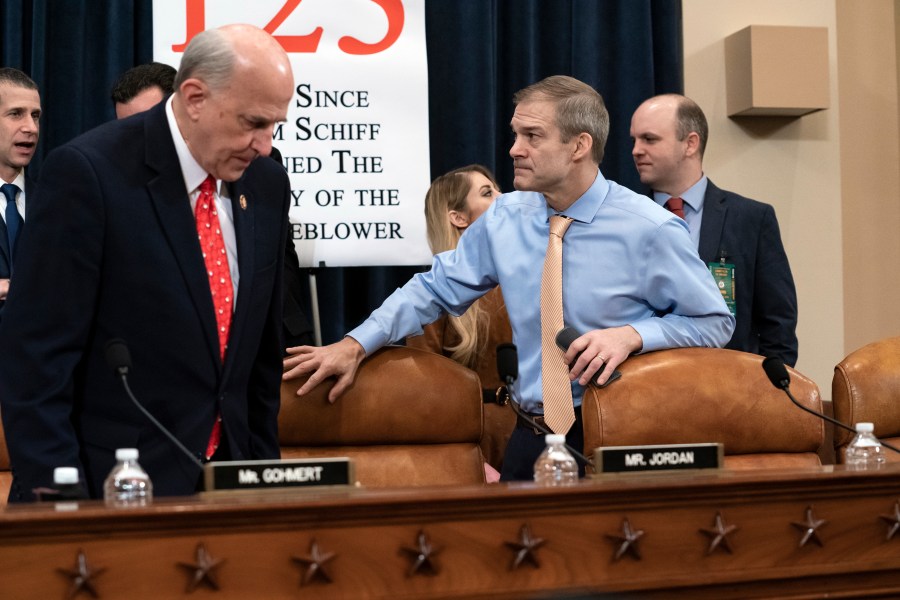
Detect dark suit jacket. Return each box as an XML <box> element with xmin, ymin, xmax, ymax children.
<box><xmin>698</xmin><ymin>180</ymin><xmax>798</xmax><ymax>365</ymax></box>
<box><xmin>269</xmin><ymin>146</ymin><xmax>314</xmax><ymax>350</ymax></box>
<box><xmin>0</xmin><ymin>176</ymin><xmax>32</xmax><ymax>318</ymax></box>
<box><xmin>0</xmin><ymin>101</ymin><xmax>288</xmax><ymax>501</ymax></box>
<box><xmin>282</xmin><ymin>235</ymin><xmax>315</xmax><ymax>348</ymax></box>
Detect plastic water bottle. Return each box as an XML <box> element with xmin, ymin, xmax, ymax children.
<box><xmin>53</xmin><ymin>467</ymin><xmax>84</xmax><ymax>501</ymax></box>
<box><xmin>103</xmin><ymin>448</ymin><xmax>153</xmax><ymax>507</ymax></box>
<box><xmin>52</xmin><ymin>467</ymin><xmax>83</xmax><ymax>510</ymax></box>
<box><xmin>844</xmin><ymin>422</ymin><xmax>886</xmax><ymax>470</ymax></box>
<box><xmin>533</xmin><ymin>434</ymin><xmax>579</xmax><ymax>486</ymax></box>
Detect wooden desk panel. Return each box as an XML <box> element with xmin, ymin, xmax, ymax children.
<box><xmin>3</xmin><ymin>466</ymin><xmax>900</xmax><ymax>599</ymax></box>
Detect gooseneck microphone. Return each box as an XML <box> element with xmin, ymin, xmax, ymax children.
<box><xmin>555</xmin><ymin>327</ymin><xmax>622</xmax><ymax>388</ymax></box>
<box><xmin>496</xmin><ymin>343</ymin><xmax>518</xmax><ymax>386</ymax></box>
<box><xmin>496</xmin><ymin>343</ymin><xmax>593</xmax><ymax>467</ymax></box>
<box><xmin>761</xmin><ymin>356</ymin><xmax>900</xmax><ymax>455</ymax></box>
<box><xmin>104</xmin><ymin>339</ymin><xmax>205</xmax><ymax>470</ymax></box>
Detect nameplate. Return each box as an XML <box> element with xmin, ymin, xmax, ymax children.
<box><xmin>203</xmin><ymin>458</ymin><xmax>354</xmax><ymax>492</ymax></box>
<box><xmin>593</xmin><ymin>443</ymin><xmax>723</xmax><ymax>474</ymax></box>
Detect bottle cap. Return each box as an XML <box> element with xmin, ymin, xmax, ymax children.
<box><xmin>855</xmin><ymin>422</ymin><xmax>875</xmax><ymax>433</ymax></box>
<box><xmin>53</xmin><ymin>467</ymin><xmax>79</xmax><ymax>485</ymax></box>
<box><xmin>115</xmin><ymin>448</ymin><xmax>139</xmax><ymax>461</ymax></box>
<box><xmin>545</xmin><ymin>434</ymin><xmax>566</xmax><ymax>445</ymax></box>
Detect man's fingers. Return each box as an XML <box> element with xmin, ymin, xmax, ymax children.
<box><xmin>296</xmin><ymin>371</ymin><xmax>329</xmax><ymax>396</ymax></box>
<box><xmin>328</xmin><ymin>377</ymin><xmax>351</xmax><ymax>403</ymax></box>
<box><xmin>282</xmin><ymin>356</ymin><xmax>316</xmax><ymax>380</ymax></box>
<box><xmin>282</xmin><ymin>346</ymin><xmax>315</xmax><ymax>369</ymax></box>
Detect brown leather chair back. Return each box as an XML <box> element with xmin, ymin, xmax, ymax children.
<box><xmin>833</xmin><ymin>336</ymin><xmax>900</xmax><ymax>462</ymax></box>
<box><xmin>280</xmin><ymin>346</ymin><xmax>486</xmax><ymax>487</ymax></box>
<box><xmin>582</xmin><ymin>348</ymin><xmax>824</xmax><ymax>470</ymax></box>
<box><xmin>0</xmin><ymin>407</ymin><xmax>10</xmax><ymax>504</ymax></box>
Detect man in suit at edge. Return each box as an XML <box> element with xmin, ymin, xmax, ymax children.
<box><xmin>0</xmin><ymin>24</ymin><xmax>294</xmax><ymax>501</ymax></box>
<box><xmin>630</xmin><ymin>94</ymin><xmax>798</xmax><ymax>365</ymax></box>
<box><xmin>0</xmin><ymin>68</ymin><xmax>41</xmax><ymax>318</ymax></box>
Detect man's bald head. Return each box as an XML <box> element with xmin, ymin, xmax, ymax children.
<box><xmin>172</xmin><ymin>25</ymin><xmax>294</xmax><ymax>181</ymax></box>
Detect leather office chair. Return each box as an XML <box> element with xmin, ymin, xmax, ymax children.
<box><xmin>833</xmin><ymin>336</ymin><xmax>900</xmax><ymax>463</ymax></box>
<box><xmin>581</xmin><ymin>347</ymin><xmax>824</xmax><ymax>470</ymax></box>
<box><xmin>279</xmin><ymin>346</ymin><xmax>487</xmax><ymax>487</ymax></box>
<box><xmin>0</xmin><ymin>408</ymin><xmax>10</xmax><ymax>504</ymax></box>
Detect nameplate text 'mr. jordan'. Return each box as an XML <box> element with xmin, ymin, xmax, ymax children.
<box><xmin>593</xmin><ymin>443</ymin><xmax>723</xmax><ymax>474</ymax></box>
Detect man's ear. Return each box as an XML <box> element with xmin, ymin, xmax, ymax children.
<box><xmin>572</xmin><ymin>132</ymin><xmax>593</xmax><ymax>161</ymax></box>
<box><xmin>178</xmin><ymin>78</ymin><xmax>208</xmax><ymax>121</ymax></box>
<box><xmin>684</xmin><ymin>131</ymin><xmax>701</xmax><ymax>158</ymax></box>
<box><xmin>448</xmin><ymin>210</ymin><xmax>470</xmax><ymax>229</ymax></box>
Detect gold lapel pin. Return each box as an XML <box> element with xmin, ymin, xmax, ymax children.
<box><xmin>239</xmin><ymin>194</ymin><xmax>248</xmax><ymax>210</ymax></box>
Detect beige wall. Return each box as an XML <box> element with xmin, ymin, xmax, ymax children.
<box><xmin>836</xmin><ymin>0</ymin><xmax>900</xmax><ymax>355</ymax></box>
<box><xmin>683</xmin><ymin>0</ymin><xmax>854</xmax><ymax>396</ymax></box>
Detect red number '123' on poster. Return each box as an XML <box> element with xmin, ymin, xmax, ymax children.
<box><xmin>171</xmin><ymin>0</ymin><xmax>404</xmax><ymax>55</ymax></box>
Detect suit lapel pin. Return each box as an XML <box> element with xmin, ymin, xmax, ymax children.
<box><xmin>239</xmin><ymin>194</ymin><xmax>248</xmax><ymax>210</ymax></box>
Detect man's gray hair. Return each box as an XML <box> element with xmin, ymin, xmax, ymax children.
<box><xmin>173</xmin><ymin>28</ymin><xmax>236</xmax><ymax>92</ymax></box>
<box><xmin>513</xmin><ymin>75</ymin><xmax>609</xmax><ymax>165</ymax></box>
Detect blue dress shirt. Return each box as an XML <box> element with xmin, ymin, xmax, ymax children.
<box><xmin>350</xmin><ymin>171</ymin><xmax>734</xmax><ymax>413</ymax></box>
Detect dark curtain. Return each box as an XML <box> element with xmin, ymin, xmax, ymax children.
<box><xmin>1</xmin><ymin>0</ymin><xmax>681</xmax><ymax>345</ymax></box>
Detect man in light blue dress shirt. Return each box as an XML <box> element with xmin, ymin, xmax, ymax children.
<box><xmin>285</xmin><ymin>76</ymin><xmax>734</xmax><ymax>480</ymax></box>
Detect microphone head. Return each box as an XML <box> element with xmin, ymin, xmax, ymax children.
<box><xmin>762</xmin><ymin>356</ymin><xmax>790</xmax><ymax>390</ymax></box>
<box><xmin>496</xmin><ymin>343</ymin><xmax>518</xmax><ymax>384</ymax></box>
<box><xmin>555</xmin><ymin>326</ymin><xmax>579</xmax><ymax>352</ymax></box>
<box><xmin>104</xmin><ymin>338</ymin><xmax>133</xmax><ymax>376</ymax></box>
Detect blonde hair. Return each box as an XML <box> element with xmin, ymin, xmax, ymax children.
<box><xmin>424</xmin><ymin>165</ymin><xmax>500</xmax><ymax>368</ymax></box>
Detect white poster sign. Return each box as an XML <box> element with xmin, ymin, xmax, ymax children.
<box><xmin>153</xmin><ymin>0</ymin><xmax>432</xmax><ymax>267</ymax></box>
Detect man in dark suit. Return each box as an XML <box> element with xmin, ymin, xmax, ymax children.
<box><xmin>269</xmin><ymin>146</ymin><xmax>315</xmax><ymax>349</ymax></box>
<box><xmin>0</xmin><ymin>68</ymin><xmax>41</xmax><ymax>318</ymax></box>
<box><xmin>630</xmin><ymin>94</ymin><xmax>798</xmax><ymax>365</ymax></box>
<box><xmin>110</xmin><ymin>78</ymin><xmax>315</xmax><ymax>351</ymax></box>
<box><xmin>0</xmin><ymin>24</ymin><xmax>294</xmax><ymax>501</ymax></box>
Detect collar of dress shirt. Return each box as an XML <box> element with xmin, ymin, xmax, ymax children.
<box><xmin>164</xmin><ymin>95</ymin><xmax>223</xmax><ymax>197</ymax></box>
<box><xmin>544</xmin><ymin>169</ymin><xmax>610</xmax><ymax>224</ymax></box>
<box><xmin>652</xmin><ymin>175</ymin><xmax>708</xmax><ymax>213</ymax></box>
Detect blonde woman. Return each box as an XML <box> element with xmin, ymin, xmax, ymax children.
<box><xmin>407</xmin><ymin>165</ymin><xmax>515</xmax><ymax>477</ymax></box>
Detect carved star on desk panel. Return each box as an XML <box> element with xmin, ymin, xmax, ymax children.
<box><xmin>700</xmin><ymin>511</ymin><xmax>739</xmax><ymax>555</ymax></box>
<box><xmin>605</xmin><ymin>518</ymin><xmax>645</xmax><ymax>561</ymax></box>
<box><xmin>504</xmin><ymin>524</ymin><xmax>545</xmax><ymax>570</ymax></box>
<box><xmin>879</xmin><ymin>500</ymin><xmax>900</xmax><ymax>541</ymax></box>
<box><xmin>177</xmin><ymin>543</ymin><xmax>225</xmax><ymax>592</ymax></box>
<box><xmin>56</xmin><ymin>548</ymin><xmax>106</xmax><ymax>599</ymax></box>
<box><xmin>400</xmin><ymin>530</ymin><xmax>441</xmax><ymax>577</ymax></box>
<box><xmin>292</xmin><ymin>539</ymin><xmax>336</xmax><ymax>585</ymax></box>
<box><xmin>791</xmin><ymin>506</ymin><xmax>827</xmax><ymax>548</ymax></box>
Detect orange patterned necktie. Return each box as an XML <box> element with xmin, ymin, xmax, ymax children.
<box><xmin>540</xmin><ymin>215</ymin><xmax>575</xmax><ymax>435</ymax></box>
<box><xmin>195</xmin><ymin>175</ymin><xmax>231</xmax><ymax>459</ymax></box>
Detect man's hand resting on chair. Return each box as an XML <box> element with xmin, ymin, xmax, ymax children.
<box><xmin>283</xmin><ymin>337</ymin><xmax>367</xmax><ymax>403</ymax></box>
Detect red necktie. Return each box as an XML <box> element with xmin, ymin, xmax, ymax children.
<box><xmin>664</xmin><ymin>197</ymin><xmax>685</xmax><ymax>220</ymax></box>
<box><xmin>196</xmin><ymin>175</ymin><xmax>232</xmax><ymax>459</ymax></box>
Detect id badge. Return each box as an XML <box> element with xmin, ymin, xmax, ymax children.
<box><xmin>709</xmin><ymin>262</ymin><xmax>736</xmax><ymax>317</ymax></box>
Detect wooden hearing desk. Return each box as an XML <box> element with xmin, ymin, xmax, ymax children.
<box><xmin>3</xmin><ymin>465</ymin><xmax>900</xmax><ymax>599</ymax></box>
